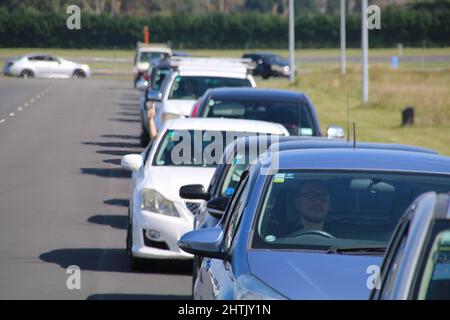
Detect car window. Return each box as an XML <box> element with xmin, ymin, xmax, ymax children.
<box><xmin>153</xmin><ymin>130</ymin><xmax>255</xmax><ymax>168</ymax></box>
<box><xmin>168</xmin><ymin>76</ymin><xmax>252</xmax><ymax>100</ymax></box>
<box><xmin>28</xmin><ymin>56</ymin><xmax>46</xmax><ymax>61</ymax></box>
<box><xmin>151</xmin><ymin>68</ymin><xmax>170</xmax><ymax>91</ymax></box>
<box><xmin>251</xmin><ymin>171</ymin><xmax>450</xmax><ymax>251</ymax></box>
<box><xmin>203</xmin><ymin>98</ymin><xmax>315</xmax><ymax>136</ymax></box>
<box><xmin>223</xmin><ymin>174</ymin><xmax>249</xmax><ymax>250</ymax></box>
<box><xmin>417</xmin><ymin>228</ymin><xmax>450</xmax><ymax>299</ymax></box>
<box><xmin>380</xmin><ymin>225</ymin><xmax>409</xmax><ymax>299</ymax></box>
<box><xmin>220</xmin><ymin>163</ymin><xmax>246</xmax><ymax>197</ymax></box>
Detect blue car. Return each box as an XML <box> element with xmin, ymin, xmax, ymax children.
<box><xmin>179</xmin><ymin>148</ymin><xmax>450</xmax><ymax>299</ymax></box>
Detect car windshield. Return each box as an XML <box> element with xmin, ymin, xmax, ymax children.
<box><xmin>153</xmin><ymin>130</ymin><xmax>274</xmax><ymax>167</ymax></box>
<box><xmin>168</xmin><ymin>76</ymin><xmax>252</xmax><ymax>100</ymax></box>
<box><xmin>252</xmin><ymin>171</ymin><xmax>450</xmax><ymax>252</ymax></box>
<box><xmin>203</xmin><ymin>99</ymin><xmax>315</xmax><ymax>136</ymax></box>
<box><xmin>140</xmin><ymin>51</ymin><xmax>170</xmax><ymax>63</ymax></box>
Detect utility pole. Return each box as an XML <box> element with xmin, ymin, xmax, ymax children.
<box><xmin>361</xmin><ymin>0</ymin><xmax>369</xmax><ymax>103</ymax></box>
<box><xmin>289</xmin><ymin>0</ymin><xmax>295</xmax><ymax>83</ymax></box>
<box><xmin>340</xmin><ymin>0</ymin><xmax>346</xmax><ymax>75</ymax></box>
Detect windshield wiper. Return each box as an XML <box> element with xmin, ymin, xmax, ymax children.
<box><xmin>326</xmin><ymin>246</ymin><xmax>387</xmax><ymax>255</ymax></box>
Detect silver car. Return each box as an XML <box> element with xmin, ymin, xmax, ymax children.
<box><xmin>372</xmin><ymin>191</ymin><xmax>450</xmax><ymax>300</ymax></box>
<box><xmin>3</xmin><ymin>54</ymin><xmax>91</xmax><ymax>78</ymax></box>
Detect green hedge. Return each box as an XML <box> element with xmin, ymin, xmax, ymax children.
<box><xmin>0</xmin><ymin>7</ymin><xmax>449</xmax><ymax>49</ymax></box>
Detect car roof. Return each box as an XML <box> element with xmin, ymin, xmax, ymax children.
<box><xmin>205</xmin><ymin>87</ymin><xmax>307</xmax><ymax>101</ymax></box>
<box><xmin>163</xmin><ymin>118</ymin><xmax>288</xmax><ymax>135</ymax></box>
<box><xmin>226</xmin><ymin>136</ymin><xmax>437</xmax><ymax>154</ymax></box>
<box><xmin>174</xmin><ymin>58</ymin><xmax>251</xmax><ymax>77</ymax></box>
<box><xmin>138</xmin><ymin>46</ymin><xmax>172</xmax><ymax>53</ymax></box>
<box><xmin>266</xmin><ymin>148</ymin><xmax>450</xmax><ymax>174</ymax></box>
<box><xmin>275</xmin><ymin>139</ymin><xmax>437</xmax><ymax>154</ymax></box>
<box><xmin>177</xmin><ymin>68</ymin><xmax>249</xmax><ymax>78</ymax></box>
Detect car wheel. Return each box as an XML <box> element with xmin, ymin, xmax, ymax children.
<box><xmin>262</xmin><ymin>69</ymin><xmax>271</xmax><ymax>79</ymax></box>
<box><xmin>140</xmin><ymin>130</ymin><xmax>150</xmax><ymax>147</ymax></box>
<box><xmin>20</xmin><ymin>69</ymin><xmax>34</xmax><ymax>78</ymax></box>
<box><xmin>126</xmin><ymin>219</ymin><xmax>145</xmax><ymax>271</ymax></box>
<box><xmin>73</xmin><ymin>69</ymin><xmax>86</xmax><ymax>78</ymax></box>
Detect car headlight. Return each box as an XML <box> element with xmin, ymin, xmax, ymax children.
<box><xmin>140</xmin><ymin>188</ymin><xmax>180</xmax><ymax>217</ymax></box>
<box><xmin>162</xmin><ymin>112</ymin><xmax>181</xmax><ymax>122</ymax></box>
<box><xmin>234</xmin><ymin>274</ymin><xmax>287</xmax><ymax>300</ymax></box>
<box><xmin>284</xmin><ymin>66</ymin><xmax>290</xmax><ymax>72</ymax></box>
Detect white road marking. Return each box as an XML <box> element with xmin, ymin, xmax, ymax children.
<box><xmin>9</xmin><ymin>112</ymin><xmax>15</xmax><ymax>117</ymax></box>
<box><xmin>17</xmin><ymin>107</ymin><xmax>23</xmax><ymax>111</ymax></box>
<box><xmin>30</xmin><ymin>99</ymin><xmax>35</xmax><ymax>103</ymax></box>
<box><xmin>36</xmin><ymin>95</ymin><xmax>40</xmax><ymax>99</ymax></box>
<box><xmin>24</xmin><ymin>102</ymin><xmax>28</xmax><ymax>107</ymax></box>
<box><xmin>0</xmin><ymin>119</ymin><xmax>5</xmax><ymax>124</ymax></box>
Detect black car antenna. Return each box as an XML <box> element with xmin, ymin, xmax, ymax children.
<box><xmin>353</xmin><ymin>122</ymin><xmax>357</xmax><ymax>150</ymax></box>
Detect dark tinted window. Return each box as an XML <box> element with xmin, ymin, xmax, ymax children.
<box><xmin>203</xmin><ymin>98</ymin><xmax>315</xmax><ymax>136</ymax></box>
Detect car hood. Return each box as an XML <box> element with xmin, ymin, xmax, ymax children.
<box><xmin>247</xmin><ymin>250</ymin><xmax>382</xmax><ymax>300</ymax></box>
<box><xmin>163</xmin><ymin>99</ymin><xmax>196</xmax><ymax>117</ymax></box>
<box><xmin>143</xmin><ymin>166</ymin><xmax>216</xmax><ymax>202</ymax></box>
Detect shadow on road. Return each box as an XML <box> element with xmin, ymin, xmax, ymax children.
<box><xmin>117</xmin><ymin>111</ymin><xmax>140</xmax><ymax>117</ymax></box>
<box><xmin>83</xmin><ymin>141</ymin><xmax>141</xmax><ymax>149</ymax></box>
<box><xmin>97</xmin><ymin>149</ymin><xmax>138</xmax><ymax>156</ymax></box>
<box><xmin>80</xmin><ymin>167</ymin><xmax>131</xmax><ymax>178</ymax></box>
<box><xmin>104</xmin><ymin>198</ymin><xmax>129</xmax><ymax>207</ymax></box>
<box><xmin>101</xmin><ymin>134</ymin><xmax>140</xmax><ymax>140</ymax></box>
<box><xmin>109</xmin><ymin>118</ymin><xmax>141</xmax><ymax>123</ymax></box>
<box><xmin>39</xmin><ymin>248</ymin><xmax>193</xmax><ymax>275</ymax></box>
<box><xmin>88</xmin><ymin>214</ymin><xmax>127</xmax><ymax>230</ymax></box>
<box><xmin>103</xmin><ymin>158</ymin><xmax>122</xmax><ymax>166</ymax></box>
<box><xmin>87</xmin><ymin>293</ymin><xmax>191</xmax><ymax>300</ymax></box>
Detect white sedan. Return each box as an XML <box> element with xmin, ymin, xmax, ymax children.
<box><xmin>3</xmin><ymin>54</ymin><xmax>91</xmax><ymax>78</ymax></box>
<box><xmin>121</xmin><ymin>118</ymin><xmax>288</xmax><ymax>269</ymax></box>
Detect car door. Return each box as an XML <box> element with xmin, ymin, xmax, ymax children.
<box><xmin>195</xmin><ymin>173</ymin><xmax>250</xmax><ymax>299</ymax></box>
<box><xmin>27</xmin><ymin>55</ymin><xmax>48</xmax><ymax>77</ymax></box>
<box><xmin>40</xmin><ymin>55</ymin><xmax>60</xmax><ymax>77</ymax></box>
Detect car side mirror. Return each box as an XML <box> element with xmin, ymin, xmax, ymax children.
<box><xmin>178</xmin><ymin>227</ymin><xmax>226</xmax><ymax>259</ymax></box>
<box><xmin>326</xmin><ymin>126</ymin><xmax>345</xmax><ymax>139</ymax></box>
<box><xmin>121</xmin><ymin>154</ymin><xmax>143</xmax><ymax>172</ymax></box>
<box><xmin>147</xmin><ymin>90</ymin><xmax>162</xmax><ymax>102</ymax></box>
<box><xmin>136</xmin><ymin>79</ymin><xmax>149</xmax><ymax>91</ymax></box>
<box><xmin>207</xmin><ymin>196</ymin><xmax>230</xmax><ymax>220</ymax></box>
<box><xmin>180</xmin><ymin>184</ymin><xmax>211</xmax><ymax>200</ymax></box>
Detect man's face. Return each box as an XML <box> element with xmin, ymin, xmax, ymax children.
<box><xmin>295</xmin><ymin>180</ymin><xmax>330</xmax><ymax>224</ymax></box>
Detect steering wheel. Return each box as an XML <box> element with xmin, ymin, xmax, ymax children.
<box><xmin>287</xmin><ymin>229</ymin><xmax>336</xmax><ymax>239</ymax></box>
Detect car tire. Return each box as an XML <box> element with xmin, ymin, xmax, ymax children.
<box><xmin>140</xmin><ymin>130</ymin><xmax>150</xmax><ymax>147</ymax></box>
<box><xmin>126</xmin><ymin>219</ymin><xmax>145</xmax><ymax>271</ymax></box>
<box><xmin>262</xmin><ymin>69</ymin><xmax>271</xmax><ymax>80</ymax></box>
<box><xmin>20</xmin><ymin>69</ymin><xmax>34</xmax><ymax>78</ymax></box>
<box><xmin>73</xmin><ymin>69</ymin><xmax>86</xmax><ymax>78</ymax></box>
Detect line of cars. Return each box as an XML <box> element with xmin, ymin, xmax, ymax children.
<box><xmin>122</xmin><ymin>52</ymin><xmax>450</xmax><ymax>300</ymax></box>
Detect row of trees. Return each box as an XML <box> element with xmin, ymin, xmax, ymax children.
<box><xmin>0</xmin><ymin>6</ymin><xmax>449</xmax><ymax>48</ymax></box>
<box><xmin>1</xmin><ymin>0</ymin><xmax>436</xmax><ymax>16</ymax></box>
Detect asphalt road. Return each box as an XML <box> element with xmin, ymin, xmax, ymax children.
<box><xmin>0</xmin><ymin>78</ymin><xmax>192</xmax><ymax>299</ymax></box>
